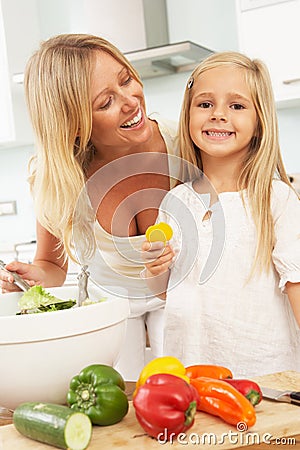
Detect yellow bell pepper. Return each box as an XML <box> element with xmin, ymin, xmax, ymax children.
<box><xmin>135</xmin><ymin>356</ymin><xmax>190</xmax><ymax>394</ymax></box>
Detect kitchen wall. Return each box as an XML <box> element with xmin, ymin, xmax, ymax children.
<box><xmin>277</xmin><ymin>107</ymin><xmax>300</xmax><ymax>173</ymax></box>
<box><xmin>0</xmin><ymin>0</ymin><xmax>299</xmax><ymax>251</ymax></box>
<box><xmin>0</xmin><ymin>145</ymin><xmax>36</xmax><ymax>251</ymax></box>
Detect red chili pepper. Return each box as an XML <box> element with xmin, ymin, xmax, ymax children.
<box><xmin>224</xmin><ymin>379</ymin><xmax>262</xmax><ymax>406</ymax></box>
<box><xmin>133</xmin><ymin>373</ymin><xmax>199</xmax><ymax>439</ymax></box>
<box><xmin>185</xmin><ymin>364</ymin><xmax>233</xmax><ymax>380</ymax></box>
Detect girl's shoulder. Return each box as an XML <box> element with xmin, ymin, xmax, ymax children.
<box><xmin>161</xmin><ymin>182</ymin><xmax>194</xmax><ymax>205</ymax></box>
<box><xmin>271</xmin><ymin>179</ymin><xmax>299</xmax><ymax>215</ymax></box>
<box><xmin>169</xmin><ymin>181</ymin><xmax>193</xmax><ymax>195</ymax></box>
<box><xmin>271</xmin><ymin>179</ymin><xmax>298</xmax><ymax>199</ymax></box>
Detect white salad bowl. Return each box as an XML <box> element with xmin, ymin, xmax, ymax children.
<box><xmin>0</xmin><ymin>284</ymin><xmax>129</xmax><ymax>409</ymax></box>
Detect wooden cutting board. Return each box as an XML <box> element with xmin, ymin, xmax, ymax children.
<box><xmin>0</xmin><ymin>371</ymin><xmax>300</xmax><ymax>449</ymax></box>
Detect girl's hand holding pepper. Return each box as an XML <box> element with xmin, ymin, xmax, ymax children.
<box><xmin>142</xmin><ymin>222</ymin><xmax>175</xmax><ymax>277</ymax></box>
<box><xmin>142</xmin><ymin>241</ymin><xmax>175</xmax><ymax>277</ymax></box>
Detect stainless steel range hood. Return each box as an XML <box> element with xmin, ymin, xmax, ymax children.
<box><xmin>124</xmin><ymin>0</ymin><xmax>214</xmax><ymax>79</ymax></box>
<box><xmin>124</xmin><ymin>41</ymin><xmax>214</xmax><ymax>79</ymax></box>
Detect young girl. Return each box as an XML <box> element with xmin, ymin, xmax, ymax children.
<box><xmin>142</xmin><ymin>51</ymin><xmax>300</xmax><ymax>377</ymax></box>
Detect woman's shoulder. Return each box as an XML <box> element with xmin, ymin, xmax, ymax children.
<box><xmin>148</xmin><ymin>113</ymin><xmax>178</xmax><ymax>141</ymax></box>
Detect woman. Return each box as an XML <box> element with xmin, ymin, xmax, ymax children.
<box><xmin>0</xmin><ymin>34</ymin><xmax>181</xmax><ymax>380</ymax></box>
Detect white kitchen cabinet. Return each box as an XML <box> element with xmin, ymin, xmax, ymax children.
<box><xmin>236</xmin><ymin>0</ymin><xmax>300</xmax><ymax>108</ymax></box>
<box><xmin>38</xmin><ymin>0</ymin><xmax>147</xmax><ymax>54</ymax></box>
<box><xmin>166</xmin><ymin>0</ymin><xmax>239</xmax><ymax>52</ymax></box>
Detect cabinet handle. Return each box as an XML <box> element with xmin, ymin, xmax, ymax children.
<box><xmin>283</xmin><ymin>78</ymin><xmax>300</xmax><ymax>85</ymax></box>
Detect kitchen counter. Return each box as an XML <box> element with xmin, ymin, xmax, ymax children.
<box><xmin>0</xmin><ymin>371</ymin><xmax>299</xmax><ymax>449</ymax></box>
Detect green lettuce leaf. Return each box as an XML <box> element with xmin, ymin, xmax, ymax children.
<box><xmin>18</xmin><ymin>285</ymin><xmax>74</xmax><ymax>311</ymax></box>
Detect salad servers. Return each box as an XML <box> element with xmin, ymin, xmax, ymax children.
<box><xmin>0</xmin><ymin>260</ymin><xmax>30</xmax><ymax>292</ymax></box>
<box><xmin>77</xmin><ymin>265</ymin><xmax>90</xmax><ymax>306</ymax></box>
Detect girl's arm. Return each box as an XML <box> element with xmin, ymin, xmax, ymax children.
<box><xmin>0</xmin><ymin>222</ymin><xmax>68</xmax><ymax>293</ymax></box>
<box><xmin>286</xmin><ymin>282</ymin><xmax>300</xmax><ymax>326</ymax></box>
<box><xmin>271</xmin><ymin>182</ymin><xmax>300</xmax><ymax>327</ymax></box>
<box><xmin>141</xmin><ymin>241</ymin><xmax>175</xmax><ymax>300</ymax></box>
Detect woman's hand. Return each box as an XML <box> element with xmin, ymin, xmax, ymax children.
<box><xmin>0</xmin><ymin>261</ymin><xmax>45</xmax><ymax>293</ymax></box>
<box><xmin>142</xmin><ymin>241</ymin><xmax>175</xmax><ymax>276</ymax></box>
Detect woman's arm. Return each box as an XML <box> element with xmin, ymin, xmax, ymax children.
<box><xmin>0</xmin><ymin>222</ymin><xmax>68</xmax><ymax>293</ymax></box>
<box><xmin>286</xmin><ymin>281</ymin><xmax>300</xmax><ymax>327</ymax></box>
<box><xmin>141</xmin><ymin>240</ymin><xmax>174</xmax><ymax>300</ymax></box>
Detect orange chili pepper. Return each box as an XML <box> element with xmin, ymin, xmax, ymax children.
<box><xmin>185</xmin><ymin>364</ymin><xmax>233</xmax><ymax>380</ymax></box>
<box><xmin>191</xmin><ymin>377</ymin><xmax>256</xmax><ymax>428</ymax></box>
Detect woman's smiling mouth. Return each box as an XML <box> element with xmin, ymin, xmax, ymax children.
<box><xmin>121</xmin><ymin>109</ymin><xmax>142</xmax><ymax>129</ymax></box>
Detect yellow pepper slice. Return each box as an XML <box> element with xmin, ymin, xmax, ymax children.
<box><xmin>145</xmin><ymin>222</ymin><xmax>173</xmax><ymax>244</ymax></box>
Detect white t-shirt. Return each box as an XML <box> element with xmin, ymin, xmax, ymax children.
<box><xmin>83</xmin><ymin>114</ymin><xmax>180</xmax><ymax>317</ymax></box>
<box><xmin>157</xmin><ymin>179</ymin><xmax>300</xmax><ymax>377</ymax></box>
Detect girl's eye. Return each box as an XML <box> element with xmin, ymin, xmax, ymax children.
<box><xmin>199</xmin><ymin>102</ymin><xmax>213</xmax><ymax>108</ymax></box>
<box><xmin>99</xmin><ymin>97</ymin><xmax>112</xmax><ymax>110</ymax></box>
<box><xmin>231</xmin><ymin>103</ymin><xmax>245</xmax><ymax>110</ymax></box>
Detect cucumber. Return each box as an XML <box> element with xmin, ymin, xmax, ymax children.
<box><xmin>13</xmin><ymin>402</ymin><xmax>92</xmax><ymax>450</ymax></box>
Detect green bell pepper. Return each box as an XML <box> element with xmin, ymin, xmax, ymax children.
<box><xmin>67</xmin><ymin>364</ymin><xmax>129</xmax><ymax>426</ymax></box>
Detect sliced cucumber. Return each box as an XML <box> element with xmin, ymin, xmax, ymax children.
<box><xmin>13</xmin><ymin>402</ymin><xmax>92</xmax><ymax>450</ymax></box>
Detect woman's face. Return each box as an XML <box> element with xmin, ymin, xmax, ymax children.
<box><xmin>189</xmin><ymin>66</ymin><xmax>257</xmax><ymax>165</ymax></box>
<box><xmin>90</xmin><ymin>51</ymin><xmax>151</xmax><ymax>155</ymax></box>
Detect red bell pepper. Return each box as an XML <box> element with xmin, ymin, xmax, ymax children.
<box><xmin>133</xmin><ymin>373</ymin><xmax>199</xmax><ymax>439</ymax></box>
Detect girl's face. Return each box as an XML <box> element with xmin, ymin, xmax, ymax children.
<box><xmin>189</xmin><ymin>66</ymin><xmax>257</xmax><ymax>165</ymax></box>
<box><xmin>90</xmin><ymin>51</ymin><xmax>151</xmax><ymax>155</ymax></box>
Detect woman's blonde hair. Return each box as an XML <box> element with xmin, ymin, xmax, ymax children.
<box><xmin>179</xmin><ymin>51</ymin><xmax>293</xmax><ymax>274</ymax></box>
<box><xmin>24</xmin><ymin>33</ymin><xmax>142</xmax><ymax>261</ymax></box>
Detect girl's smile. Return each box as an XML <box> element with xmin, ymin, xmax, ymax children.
<box><xmin>203</xmin><ymin>129</ymin><xmax>235</xmax><ymax>139</ymax></box>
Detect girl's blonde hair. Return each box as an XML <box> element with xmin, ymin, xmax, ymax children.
<box><xmin>179</xmin><ymin>51</ymin><xmax>293</xmax><ymax>274</ymax></box>
<box><xmin>24</xmin><ymin>34</ymin><xmax>142</xmax><ymax>261</ymax></box>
